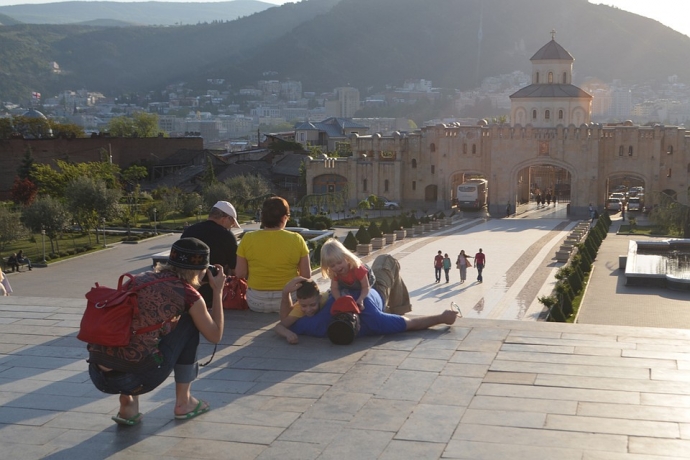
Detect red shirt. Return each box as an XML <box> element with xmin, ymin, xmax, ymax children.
<box><xmin>434</xmin><ymin>254</ymin><xmax>444</xmax><ymax>268</ymax></box>
<box><xmin>335</xmin><ymin>265</ymin><xmax>368</xmax><ymax>285</ymax></box>
<box><xmin>474</xmin><ymin>252</ymin><xmax>486</xmax><ymax>265</ymax></box>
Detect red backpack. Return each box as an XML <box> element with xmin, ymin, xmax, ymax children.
<box><xmin>222</xmin><ymin>276</ymin><xmax>248</xmax><ymax>310</ymax></box>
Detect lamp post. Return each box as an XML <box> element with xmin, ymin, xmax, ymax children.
<box><xmin>153</xmin><ymin>208</ymin><xmax>157</xmax><ymax>235</ymax></box>
<box><xmin>102</xmin><ymin>218</ymin><xmax>107</xmax><ymax>248</ymax></box>
<box><xmin>41</xmin><ymin>228</ymin><xmax>46</xmax><ymax>263</ymax></box>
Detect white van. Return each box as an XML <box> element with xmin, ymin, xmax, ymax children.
<box><xmin>628</xmin><ymin>197</ymin><xmax>641</xmax><ymax>211</ymax></box>
<box><xmin>606</xmin><ymin>198</ymin><xmax>622</xmax><ymax>212</ymax></box>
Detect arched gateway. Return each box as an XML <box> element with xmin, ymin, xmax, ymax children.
<box><xmin>304</xmin><ymin>34</ymin><xmax>690</xmax><ymax>217</ymax></box>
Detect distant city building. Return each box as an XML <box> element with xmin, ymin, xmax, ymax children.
<box><xmin>325</xmin><ymin>87</ymin><xmax>360</xmax><ymax>118</ymax></box>
<box><xmin>294</xmin><ymin>117</ymin><xmax>368</xmax><ymax>151</ymax></box>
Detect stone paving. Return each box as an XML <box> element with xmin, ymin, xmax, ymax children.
<box><xmin>1</xmin><ymin>210</ymin><xmax>690</xmax><ymax>459</ymax></box>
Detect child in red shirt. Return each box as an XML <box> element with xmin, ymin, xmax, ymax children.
<box><xmin>320</xmin><ymin>238</ymin><xmax>373</xmax><ymax>310</ymax></box>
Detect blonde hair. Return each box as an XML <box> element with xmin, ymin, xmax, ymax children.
<box><xmin>154</xmin><ymin>263</ymin><xmax>203</xmax><ymax>287</ymax></box>
<box><xmin>320</xmin><ymin>238</ymin><xmax>362</xmax><ymax>279</ymax></box>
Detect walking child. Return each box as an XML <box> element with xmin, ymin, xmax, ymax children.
<box><xmin>320</xmin><ymin>238</ymin><xmax>373</xmax><ymax>310</ymax></box>
<box><xmin>442</xmin><ymin>253</ymin><xmax>452</xmax><ymax>283</ymax></box>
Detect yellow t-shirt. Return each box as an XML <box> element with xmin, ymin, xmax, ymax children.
<box><xmin>289</xmin><ymin>291</ymin><xmax>330</xmax><ymax>318</ymax></box>
<box><xmin>237</xmin><ymin>229</ymin><xmax>309</xmax><ymax>291</ymax></box>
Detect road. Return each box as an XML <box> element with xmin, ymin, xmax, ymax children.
<box><xmin>4</xmin><ymin>204</ymin><xmax>576</xmax><ymax>322</ymax></box>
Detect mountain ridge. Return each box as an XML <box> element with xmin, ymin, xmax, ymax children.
<box><xmin>0</xmin><ymin>0</ymin><xmax>275</xmax><ymax>26</ymax></box>
<box><xmin>1</xmin><ymin>0</ymin><xmax>690</xmax><ymax>103</ymax></box>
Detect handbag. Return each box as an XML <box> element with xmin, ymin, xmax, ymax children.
<box><xmin>78</xmin><ymin>274</ymin><xmax>175</xmax><ymax>347</ymax></box>
<box><xmin>222</xmin><ymin>276</ymin><xmax>249</xmax><ymax>310</ymax></box>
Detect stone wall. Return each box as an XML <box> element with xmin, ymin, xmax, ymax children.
<box><xmin>0</xmin><ymin>136</ymin><xmax>203</xmax><ymax>199</ymax></box>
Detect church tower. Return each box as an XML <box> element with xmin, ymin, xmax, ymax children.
<box><xmin>509</xmin><ymin>31</ymin><xmax>592</xmax><ymax>128</ymax></box>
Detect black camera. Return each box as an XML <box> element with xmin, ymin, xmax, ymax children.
<box><xmin>207</xmin><ymin>265</ymin><xmax>219</xmax><ymax>276</ymax></box>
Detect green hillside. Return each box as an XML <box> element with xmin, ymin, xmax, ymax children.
<box><xmin>1</xmin><ymin>0</ymin><xmax>689</xmax><ymax>102</ymax></box>
<box><xmin>0</xmin><ymin>0</ymin><xmax>274</xmax><ymax>26</ymax></box>
<box><xmin>0</xmin><ymin>12</ymin><xmax>21</xmax><ymax>25</ymax></box>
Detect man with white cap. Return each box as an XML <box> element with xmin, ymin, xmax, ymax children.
<box><xmin>182</xmin><ymin>201</ymin><xmax>240</xmax><ymax>305</ymax></box>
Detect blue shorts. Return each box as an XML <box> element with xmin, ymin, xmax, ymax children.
<box><xmin>290</xmin><ymin>290</ymin><xmax>406</xmax><ymax>338</ymax></box>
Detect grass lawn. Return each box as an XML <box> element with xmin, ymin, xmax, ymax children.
<box><xmin>1</xmin><ymin>230</ymin><xmax>157</xmax><ymax>267</ymax></box>
<box><xmin>618</xmin><ymin>224</ymin><xmax>680</xmax><ymax>237</ymax></box>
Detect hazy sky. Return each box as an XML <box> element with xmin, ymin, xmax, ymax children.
<box><xmin>0</xmin><ymin>0</ymin><xmax>687</xmax><ymax>38</ymax></box>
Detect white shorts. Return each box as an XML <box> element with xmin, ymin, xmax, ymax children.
<box><xmin>246</xmin><ymin>288</ymin><xmax>282</xmax><ymax>313</ymax></box>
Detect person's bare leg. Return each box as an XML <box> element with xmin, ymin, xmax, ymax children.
<box><xmin>174</xmin><ymin>382</ymin><xmax>208</xmax><ymax>416</ymax></box>
<box><xmin>404</xmin><ymin>310</ymin><xmax>457</xmax><ymax>331</ymax></box>
<box><xmin>118</xmin><ymin>394</ymin><xmax>139</xmax><ymax>419</ymax></box>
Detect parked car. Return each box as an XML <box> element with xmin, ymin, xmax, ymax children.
<box><xmin>609</xmin><ymin>192</ymin><xmax>626</xmax><ymax>202</ymax></box>
<box><xmin>606</xmin><ymin>198</ymin><xmax>623</xmax><ymax>211</ymax></box>
<box><xmin>627</xmin><ymin>197</ymin><xmax>642</xmax><ymax>211</ymax></box>
<box><xmin>374</xmin><ymin>196</ymin><xmax>401</xmax><ymax>210</ymax></box>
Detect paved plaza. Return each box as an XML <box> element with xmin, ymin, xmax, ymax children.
<box><xmin>2</xmin><ymin>209</ymin><xmax>690</xmax><ymax>459</ymax></box>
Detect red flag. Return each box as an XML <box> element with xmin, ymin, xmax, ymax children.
<box><xmin>31</xmin><ymin>92</ymin><xmax>41</xmax><ymax>100</ymax></box>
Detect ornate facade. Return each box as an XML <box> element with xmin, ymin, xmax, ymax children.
<box><xmin>304</xmin><ymin>37</ymin><xmax>690</xmax><ymax>217</ymax></box>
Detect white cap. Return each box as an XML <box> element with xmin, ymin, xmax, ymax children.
<box><xmin>213</xmin><ymin>201</ymin><xmax>237</xmax><ymax>219</ymax></box>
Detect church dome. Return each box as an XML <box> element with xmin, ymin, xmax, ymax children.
<box><xmin>16</xmin><ymin>108</ymin><xmax>53</xmax><ymax>138</ymax></box>
<box><xmin>530</xmin><ymin>39</ymin><xmax>574</xmax><ymax>61</ymax></box>
<box><xmin>22</xmin><ymin>108</ymin><xmax>49</xmax><ymax>120</ymax></box>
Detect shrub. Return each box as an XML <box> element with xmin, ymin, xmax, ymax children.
<box><xmin>310</xmin><ymin>240</ymin><xmax>324</xmax><ymax>265</ymax></box>
<box><xmin>355</xmin><ymin>225</ymin><xmax>371</xmax><ymax>244</ymax></box>
<box><xmin>368</xmin><ymin>221</ymin><xmax>383</xmax><ymax>238</ymax></box>
<box><xmin>390</xmin><ymin>218</ymin><xmax>400</xmax><ymax>230</ymax></box>
<box><xmin>343</xmin><ymin>232</ymin><xmax>358</xmax><ymax>251</ymax></box>
<box><xmin>380</xmin><ymin>219</ymin><xmax>391</xmax><ymax>234</ymax></box>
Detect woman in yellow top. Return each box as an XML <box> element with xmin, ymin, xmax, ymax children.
<box><xmin>235</xmin><ymin>196</ymin><xmax>311</xmax><ymax>312</ymax></box>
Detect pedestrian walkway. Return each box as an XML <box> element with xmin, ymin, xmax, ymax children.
<box><xmin>2</xmin><ymin>212</ymin><xmax>690</xmax><ymax>459</ymax></box>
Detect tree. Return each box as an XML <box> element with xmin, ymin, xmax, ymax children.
<box><xmin>11</xmin><ymin>176</ymin><xmax>38</xmax><ymax>206</ymax></box>
<box><xmin>202</xmin><ymin>182</ymin><xmax>232</xmax><ymax>209</ymax></box>
<box><xmin>107</xmin><ymin>112</ymin><xmax>161</xmax><ymax>137</ymax></box>
<box><xmin>121</xmin><ymin>165</ymin><xmax>148</xmax><ymax>187</ymax></box>
<box><xmin>357</xmin><ymin>199</ymin><xmax>370</xmax><ymax>216</ymax></box>
<box><xmin>181</xmin><ymin>192</ymin><xmax>203</xmax><ymax>217</ymax></box>
<box><xmin>49</xmin><ymin>121</ymin><xmax>86</xmax><ymax>138</ymax></box>
<box><xmin>33</xmin><ymin>160</ymin><xmax>121</xmax><ymax>198</ymax></box>
<box><xmin>21</xmin><ymin>196</ymin><xmax>70</xmax><ymax>254</ymax></box>
<box><xmin>0</xmin><ymin>117</ymin><xmax>13</xmax><ymax>139</ymax></box>
<box><xmin>0</xmin><ymin>206</ymin><xmax>28</xmax><ymax>252</ymax></box>
<box><xmin>9</xmin><ymin>115</ymin><xmax>51</xmax><ymax>139</ymax></box>
<box><xmin>64</xmin><ymin>177</ymin><xmax>121</xmax><ymax>245</ymax></box>
<box><xmin>202</xmin><ymin>157</ymin><xmax>216</xmax><ymax>187</ymax></box>
<box><xmin>17</xmin><ymin>146</ymin><xmax>35</xmax><ymax>180</ymax></box>
<box><xmin>224</xmin><ymin>174</ymin><xmax>272</xmax><ymax>208</ymax></box>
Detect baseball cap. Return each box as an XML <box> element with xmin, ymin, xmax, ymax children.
<box><xmin>331</xmin><ymin>295</ymin><xmax>361</xmax><ymax>314</ymax></box>
<box><xmin>213</xmin><ymin>201</ymin><xmax>237</xmax><ymax>219</ymax></box>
